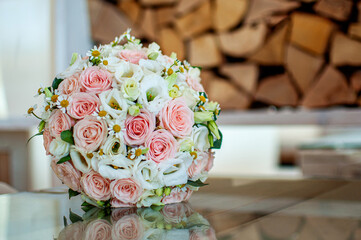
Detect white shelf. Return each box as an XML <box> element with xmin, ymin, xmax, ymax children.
<box><xmin>0</xmin><ymin>117</ymin><xmax>38</xmax><ymax>131</ymax></box>
<box><xmin>218</xmin><ymin>108</ymin><xmax>361</xmax><ymax>126</ymax></box>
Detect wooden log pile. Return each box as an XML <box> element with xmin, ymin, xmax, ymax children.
<box><xmin>88</xmin><ymin>0</ymin><xmax>361</xmax><ymax>110</ymax></box>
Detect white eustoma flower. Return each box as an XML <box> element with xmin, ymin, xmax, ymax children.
<box><xmin>133</xmin><ymin>159</ymin><xmax>163</xmax><ymax>190</ymax></box>
<box><xmin>99</xmin><ymin>56</ymin><xmax>122</xmax><ymax>73</ymax></box>
<box><xmin>191</xmin><ymin>126</ymin><xmax>210</xmax><ymax>151</ymax></box>
<box><xmin>138</xmin><ymin>74</ymin><xmax>171</xmax><ymax>114</ymax></box>
<box><xmin>102</xmin><ymin>135</ymin><xmax>127</xmax><ymax>156</ymax></box>
<box><xmin>56</xmin><ymin>55</ymin><xmax>87</xmax><ymax>79</ymax></box>
<box><xmin>69</xmin><ymin>147</ymin><xmax>92</xmax><ymax>173</ymax></box>
<box><xmin>138</xmin><ymin>59</ymin><xmax>164</xmax><ymax>75</ymax></box>
<box><xmin>99</xmin><ymin>89</ymin><xmax>133</xmax><ymax>120</ymax></box>
<box><xmin>136</xmin><ymin>190</ymin><xmax>163</xmax><ymax>208</ymax></box>
<box><xmin>178</xmin><ymin>82</ymin><xmax>199</xmax><ymax>109</ymax></box>
<box><xmin>97</xmin><ymin>155</ymin><xmax>134</xmax><ymax>180</ymax></box>
<box><xmin>49</xmin><ymin>138</ymin><xmax>70</xmax><ymax>159</ymax></box>
<box><xmin>121</xmin><ymin>78</ymin><xmax>140</xmax><ymax>101</ymax></box>
<box><xmin>158</xmin><ymin>152</ymin><xmax>193</xmax><ymax>187</ymax></box>
<box><xmin>138</xmin><ymin>207</ymin><xmax>163</xmax><ymax>228</ymax></box>
<box><xmin>114</xmin><ymin>61</ymin><xmax>143</xmax><ymax>84</ymax></box>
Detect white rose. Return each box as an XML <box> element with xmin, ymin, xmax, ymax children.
<box><xmin>69</xmin><ymin>147</ymin><xmax>92</xmax><ymax>173</ymax></box>
<box><xmin>99</xmin><ymin>89</ymin><xmax>133</xmax><ymax>120</ymax></box>
<box><xmin>114</xmin><ymin>61</ymin><xmax>143</xmax><ymax>84</ymax></box>
<box><xmin>138</xmin><ymin>59</ymin><xmax>163</xmax><ymax>75</ymax></box>
<box><xmin>133</xmin><ymin>159</ymin><xmax>163</xmax><ymax>190</ymax></box>
<box><xmin>97</xmin><ymin>155</ymin><xmax>134</xmax><ymax>180</ymax></box>
<box><xmin>121</xmin><ymin>78</ymin><xmax>140</xmax><ymax>101</ymax></box>
<box><xmin>158</xmin><ymin>152</ymin><xmax>193</xmax><ymax>187</ymax></box>
<box><xmin>191</xmin><ymin>126</ymin><xmax>210</xmax><ymax>151</ymax></box>
<box><xmin>136</xmin><ymin>190</ymin><xmax>162</xmax><ymax>208</ymax></box>
<box><xmin>178</xmin><ymin>82</ymin><xmax>199</xmax><ymax>109</ymax></box>
<box><xmin>138</xmin><ymin>74</ymin><xmax>171</xmax><ymax>114</ymax></box>
<box><xmin>102</xmin><ymin>135</ymin><xmax>127</xmax><ymax>156</ymax></box>
<box><xmin>49</xmin><ymin>138</ymin><xmax>70</xmax><ymax>158</ymax></box>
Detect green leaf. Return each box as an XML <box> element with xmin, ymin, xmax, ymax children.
<box><xmin>52</xmin><ymin>78</ymin><xmax>64</xmax><ymax>90</ymax></box>
<box><xmin>211</xmin><ymin>129</ymin><xmax>223</xmax><ymax>149</ymax></box>
<box><xmin>187</xmin><ymin>179</ymin><xmax>208</xmax><ymax>187</ymax></box>
<box><xmin>57</xmin><ymin>155</ymin><xmax>71</xmax><ymax>164</ymax></box>
<box><xmin>68</xmin><ymin>188</ymin><xmax>80</xmax><ymax>199</ymax></box>
<box><xmin>63</xmin><ymin>216</ymin><xmax>68</xmax><ymax>227</ymax></box>
<box><xmin>69</xmin><ymin>209</ymin><xmax>83</xmax><ymax>223</ymax></box>
<box><xmin>193</xmin><ymin>66</ymin><xmax>202</xmax><ymax>70</ymax></box>
<box><xmin>61</xmin><ymin>130</ymin><xmax>74</xmax><ymax>145</ymax></box>
<box><xmin>70</xmin><ymin>53</ymin><xmax>78</xmax><ymax>66</ymax></box>
<box><xmin>27</xmin><ymin>131</ymin><xmax>44</xmax><ymax>145</ymax></box>
<box><xmin>166</xmin><ymin>73</ymin><xmax>177</xmax><ymax>89</ymax></box>
<box><xmin>38</xmin><ymin>120</ymin><xmax>46</xmax><ymax>132</ymax></box>
<box><xmin>151</xmin><ymin>204</ymin><xmax>165</xmax><ymax>211</ymax></box>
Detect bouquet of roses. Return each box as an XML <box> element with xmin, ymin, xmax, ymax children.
<box><xmin>28</xmin><ymin>29</ymin><xmax>222</xmax><ymax>208</ymax></box>
<box><xmin>58</xmin><ymin>202</ymin><xmax>216</xmax><ymax>240</ymax></box>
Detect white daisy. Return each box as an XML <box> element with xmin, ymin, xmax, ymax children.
<box><xmin>56</xmin><ymin>95</ymin><xmax>70</xmax><ymax>113</ymax></box>
<box><xmin>86</xmin><ymin>45</ymin><xmax>103</xmax><ymax>60</ymax></box>
<box><xmin>92</xmin><ymin>106</ymin><xmax>110</xmax><ymax>120</ymax></box>
<box><xmin>127</xmin><ymin>147</ymin><xmax>148</xmax><ymax>161</ymax></box>
<box><xmin>107</xmin><ymin>119</ymin><xmax>125</xmax><ymax>139</ymax></box>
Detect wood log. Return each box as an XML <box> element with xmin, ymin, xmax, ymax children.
<box><xmin>245</xmin><ymin>0</ymin><xmax>300</xmax><ymax>23</ymax></box>
<box><xmin>139</xmin><ymin>9</ymin><xmax>156</xmax><ymax>40</ymax></box>
<box><xmin>313</xmin><ymin>0</ymin><xmax>353</xmax><ymax>22</ymax></box>
<box><xmin>175</xmin><ymin>0</ymin><xmax>207</xmax><ymax>16</ymax></box>
<box><xmin>200</xmin><ymin>70</ymin><xmax>216</xmax><ymax>92</ymax></box>
<box><xmin>159</xmin><ymin>28</ymin><xmax>185</xmax><ymax>60</ymax></box>
<box><xmin>330</xmin><ymin>32</ymin><xmax>361</xmax><ymax>66</ymax></box>
<box><xmin>118</xmin><ymin>0</ymin><xmax>141</xmax><ymax>24</ymax></box>
<box><xmin>189</xmin><ymin>34</ymin><xmax>222</xmax><ymax>68</ymax></box>
<box><xmin>351</xmin><ymin>71</ymin><xmax>361</xmax><ymax>92</ymax></box>
<box><xmin>302</xmin><ymin>66</ymin><xmax>356</xmax><ymax>108</ymax></box>
<box><xmin>285</xmin><ymin>45</ymin><xmax>324</xmax><ymax>94</ymax></box>
<box><xmin>140</xmin><ymin>0</ymin><xmax>178</xmax><ymax>6</ymax></box>
<box><xmin>290</xmin><ymin>12</ymin><xmax>334</xmax><ymax>55</ymax></box>
<box><xmin>358</xmin><ymin>2</ymin><xmax>361</xmax><ymax>22</ymax></box>
<box><xmin>207</xmin><ymin>77</ymin><xmax>251</xmax><ymax>109</ymax></box>
<box><xmin>175</xmin><ymin>0</ymin><xmax>211</xmax><ymax>39</ymax></box>
<box><xmin>155</xmin><ymin>7</ymin><xmax>175</xmax><ymax>26</ymax></box>
<box><xmin>219</xmin><ymin>63</ymin><xmax>258</xmax><ymax>94</ymax></box>
<box><xmin>218</xmin><ymin>22</ymin><xmax>267</xmax><ymax>57</ymax></box>
<box><xmin>255</xmin><ymin>74</ymin><xmax>298</xmax><ymax>106</ymax></box>
<box><xmin>265</xmin><ymin>15</ymin><xmax>288</xmax><ymax>26</ymax></box>
<box><xmin>348</xmin><ymin>23</ymin><xmax>361</xmax><ymax>40</ymax></box>
<box><xmin>212</xmin><ymin>0</ymin><xmax>248</xmax><ymax>32</ymax></box>
<box><xmin>249</xmin><ymin>22</ymin><xmax>289</xmax><ymax>65</ymax></box>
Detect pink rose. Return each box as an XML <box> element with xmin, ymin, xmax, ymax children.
<box><xmin>205</xmin><ymin>150</ymin><xmax>215</xmax><ymax>172</ymax></box>
<box><xmin>67</xmin><ymin>92</ymin><xmax>100</xmax><ymax>119</ymax></box>
<box><xmin>190</xmin><ymin>228</ymin><xmax>217</xmax><ymax>240</ymax></box>
<box><xmin>83</xmin><ymin>219</ymin><xmax>112</xmax><ymax>240</ymax></box>
<box><xmin>145</xmin><ymin>129</ymin><xmax>179</xmax><ymax>163</ymax></box>
<box><xmin>161</xmin><ymin>203</ymin><xmax>187</xmax><ymax>224</ymax></box>
<box><xmin>111</xmin><ymin>208</ymin><xmax>137</xmax><ymax>223</ymax></box>
<box><xmin>161</xmin><ymin>188</ymin><xmax>191</xmax><ymax>205</ymax></box>
<box><xmin>58</xmin><ymin>73</ymin><xmax>81</xmax><ymax>96</ymax></box>
<box><xmin>124</xmin><ymin>109</ymin><xmax>155</xmax><ymax>145</ymax></box>
<box><xmin>187</xmin><ymin>152</ymin><xmax>208</xmax><ymax>180</ymax></box>
<box><xmin>186</xmin><ymin>75</ymin><xmax>205</xmax><ymax>92</ymax></box>
<box><xmin>79</xmin><ymin>66</ymin><xmax>113</xmax><ymax>94</ymax></box>
<box><xmin>81</xmin><ymin>171</ymin><xmax>111</xmax><ymax>201</ymax></box>
<box><xmin>111</xmin><ymin>198</ymin><xmax>136</xmax><ymax>208</ymax></box>
<box><xmin>110</xmin><ymin>178</ymin><xmax>143</xmax><ymax>204</ymax></box>
<box><xmin>73</xmin><ymin>116</ymin><xmax>107</xmax><ymax>152</ymax></box>
<box><xmin>159</xmin><ymin>97</ymin><xmax>194</xmax><ymax>138</ymax></box>
<box><xmin>118</xmin><ymin>49</ymin><xmax>147</xmax><ymax>64</ymax></box>
<box><xmin>48</xmin><ymin>109</ymin><xmax>72</xmax><ymax>138</ymax></box>
<box><xmin>111</xmin><ymin>214</ymin><xmax>144</xmax><ymax>240</ymax></box>
<box><xmin>43</xmin><ymin>128</ymin><xmax>54</xmax><ymax>155</ymax></box>
<box><xmin>51</xmin><ymin>159</ymin><xmax>82</xmax><ymax>192</ymax></box>
<box><xmin>58</xmin><ymin>221</ymin><xmax>86</xmax><ymax>240</ymax></box>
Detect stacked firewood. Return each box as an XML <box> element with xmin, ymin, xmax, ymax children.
<box><xmin>88</xmin><ymin>0</ymin><xmax>361</xmax><ymax>110</ymax></box>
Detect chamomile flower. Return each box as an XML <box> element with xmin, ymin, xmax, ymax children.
<box><xmin>107</xmin><ymin>119</ymin><xmax>125</xmax><ymax>139</ymax></box>
<box><xmin>92</xmin><ymin>106</ymin><xmax>110</xmax><ymax>120</ymax></box>
<box><xmin>34</xmin><ymin>84</ymin><xmax>45</xmax><ymax>97</ymax></box>
<box><xmin>127</xmin><ymin>147</ymin><xmax>147</xmax><ymax>161</ymax></box>
<box><xmin>56</xmin><ymin>95</ymin><xmax>70</xmax><ymax>113</ymax></box>
<box><xmin>86</xmin><ymin>45</ymin><xmax>103</xmax><ymax>60</ymax></box>
<box><xmin>26</xmin><ymin>104</ymin><xmax>38</xmax><ymax>116</ymax></box>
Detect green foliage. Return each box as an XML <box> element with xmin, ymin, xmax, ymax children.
<box><xmin>61</xmin><ymin>130</ymin><xmax>74</xmax><ymax>145</ymax></box>
<box><xmin>52</xmin><ymin>78</ymin><xmax>64</xmax><ymax>90</ymax></box>
<box><xmin>187</xmin><ymin>179</ymin><xmax>208</xmax><ymax>187</ymax></box>
<box><xmin>68</xmin><ymin>188</ymin><xmax>80</xmax><ymax>199</ymax></box>
<box><xmin>27</xmin><ymin>131</ymin><xmax>44</xmax><ymax>145</ymax></box>
<box><xmin>211</xmin><ymin>130</ymin><xmax>223</xmax><ymax>149</ymax></box>
<box><xmin>69</xmin><ymin>209</ymin><xmax>83</xmax><ymax>223</ymax></box>
<box><xmin>57</xmin><ymin>155</ymin><xmax>71</xmax><ymax>164</ymax></box>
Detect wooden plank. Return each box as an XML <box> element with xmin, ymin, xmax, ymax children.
<box><xmin>175</xmin><ymin>0</ymin><xmax>207</xmax><ymax>16</ymax></box>
<box><xmin>331</xmin><ymin>32</ymin><xmax>361</xmax><ymax>66</ymax></box>
<box><xmin>159</xmin><ymin>28</ymin><xmax>185</xmax><ymax>60</ymax></box>
<box><xmin>313</xmin><ymin>0</ymin><xmax>353</xmax><ymax>22</ymax></box>
<box><xmin>139</xmin><ymin>9</ymin><xmax>157</xmax><ymax>40</ymax></box>
<box><xmin>218</xmin><ymin>22</ymin><xmax>267</xmax><ymax>57</ymax></box>
<box><xmin>212</xmin><ymin>0</ymin><xmax>248</xmax><ymax>32</ymax></box>
<box><xmin>155</xmin><ymin>7</ymin><xmax>175</xmax><ymax>26</ymax></box>
<box><xmin>189</xmin><ymin>33</ymin><xmax>222</xmax><ymax>68</ymax></box>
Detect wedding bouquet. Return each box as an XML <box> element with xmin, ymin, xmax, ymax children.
<box><xmin>58</xmin><ymin>202</ymin><xmax>216</xmax><ymax>240</ymax></box>
<box><xmin>28</xmin><ymin>30</ymin><xmax>222</xmax><ymax>208</ymax></box>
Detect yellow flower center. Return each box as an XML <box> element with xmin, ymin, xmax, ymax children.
<box><xmin>38</xmin><ymin>88</ymin><xmax>43</xmax><ymax>94</ymax></box>
<box><xmin>86</xmin><ymin>153</ymin><xmax>94</xmax><ymax>158</ymax></box>
<box><xmin>98</xmin><ymin>110</ymin><xmax>107</xmax><ymax>117</ymax></box>
<box><xmin>113</xmin><ymin>165</ymin><xmax>119</xmax><ymax>169</ymax></box>
<box><xmin>179</xmin><ymin>67</ymin><xmax>184</xmax><ymax>73</ymax></box>
<box><xmin>190</xmin><ymin>151</ymin><xmax>197</xmax><ymax>159</ymax></box>
<box><xmin>60</xmin><ymin>99</ymin><xmax>69</xmax><ymax>108</ymax></box>
<box><xmin>99</xmin><ymin>149</ymin><xmax>104</xmax><ymax>156</ymax></box>
<box><xmin>113</xmin><ymin>124</ymin><xmax>121</xmax><ymax>132</ymax></box>
<box><xmin>51</xmin><ymin>95</ymin><xmax>59</xmax><ymax>102</ymax></box>
<box><xmin>173</xmin><ymin>84</ymin><xmax>179</xmax><ymax>90</ymax></box>
<box><xmin>92</xmin><ymin>50</ymin><xmax>100</xmax><ymax>57</ymax></box>
<box><xmin>215</xmin><ymin>109</ymin><xmax>219</xmax><ymax>115</ymax></box>
<box><xmin>135</xmin><ymin>148</ymin><xmax>142</xmax><ymax>157</ymax></box>
<box><xmin>199</xmin><ymin>95</ymin><xmax>206</xmax><ymax>103</ymax></box>
<box><xmin>199</xmin><ymin>105</ymin><xmax>205</xmax><ymax>111</ymax></box>
<box><xmin>45</xmin><ymin>105</ymin><xmax>50</xmax><ymax>111</ymax></box>
<box><xmin>27</xmin><ymin>107</ymin><xmax>34</xmax><ymax>114</ymax></box>
<box><xmin>127</xmin><ymin>154</ymin><xmax>135</xmax><ymax>160</ymax></box>
<box><xmin>103</xmin><ymin>60</ymin><xmax>108</xmax><ymax>66</ymax></box>
<box><xmin>167</xmin><ymin>68</ymin><xmax>173</xmax><ymax>75</ymax></box>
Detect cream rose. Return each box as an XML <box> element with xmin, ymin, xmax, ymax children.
<box><xmin>121</xmin><ymin>78</ymin><xmax>140</xmax><ymax>101</ymax></box>
<box><xmin>97</xmin><ymin>155</ymin><xmax>134</xmax><ymax>180</ymax></box>
<box><xmin>67</xmin><ymin>92</ymin><xmax>100</xmax><ymax>119</ymax></box>
<box><xmin>111</xmin><ymin>214</ymin><xmax>144</xmax><ymax>240</ymax></box>
<box><xmin>124</xmin><ymin>109</ymin><xmax>155</xmax><ymax>146</ymax></box>
<box><xmin>79</xmin><ymin>66</ymin><xmax>113</xmax><ymax>94</ymax></box>
<box><xmin>145</xmin><ymin>129</ymin><xmax>179</xmax><ymax>164</ymax></box>
<box><xmin>80</xmin><ymin>171</ymin><xmax>111</xmax><ymax>201</ymax></box>
<box><xmin>159</xmin><ymin>97</ymin><xmax>194</xmax><ymax>138</ymax></box>
<box><xmin>73</xmin><ymin>116</ymin><xmax>107</xmax><ymax>152</ymax></box>
<box><xmin>48</xmin><ymin>109</ymin><xmax>72</xmax><ymax>138</ymax></box>
<box><xmin>138</xmin><ymin>59</ymin><xmax>163</xmax><ymax>75</ymax></box>
<box><xmin>58</xmin><ymin>73</ymin><xmax>81</xmax><ymax>96</ymax></box>
<box><xmin>114</xmin><ymin>61</ymin><xmax>143</xmax><ymax>84</ymax></box>
<box><xmin>186</xmin><ymin>67</ymin><xmax>205</xmax><ymax>92</ymax></box>
<box><xmin>191</xmin><ymin>126</ymin><xmax>210</xmax><ymax>151</ymax></box>
<box><xmin>51</xmin><ymin>158</ymin><xmax>82</xmax><ymax>192</ymax></box>
<box><xmin>83</xmin><ymin>219</ymin><xmax>112</xmax><ymax>240</ymax></box>
<box><xmin>49</xmin><ymin>138</ymin><xmax>71</xmax><ymax>158</ymax></box>
<box><xmin>102</xmin><ymin>135</ymin><xmax>127</xmax><ymax>156</ymax></box>
<box><xmin>110</xmin><ymin>178</ymin><xmax>143</xmax><ymax>204</ymax></box>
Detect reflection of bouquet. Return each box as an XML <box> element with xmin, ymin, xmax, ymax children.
<box><xmin>58</xmin><ymin>203</ymin><xmax>216</xmax><ymax>240</ymax></box>
<box><xmin>28</xmin><ymin>30</ymin><xmax>222</xmax><ymax>207</ymax></box>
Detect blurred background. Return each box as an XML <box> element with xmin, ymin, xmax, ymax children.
<box><xmin>1</xmin><ymin>0</ymin><xmax>361</xmax><ymax>192</ymax></box>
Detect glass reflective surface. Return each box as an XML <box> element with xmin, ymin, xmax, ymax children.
<box><xmin>1</xmin><ymin>178</ymin><xmax>361</xmax><ymax>239</ymax></box>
